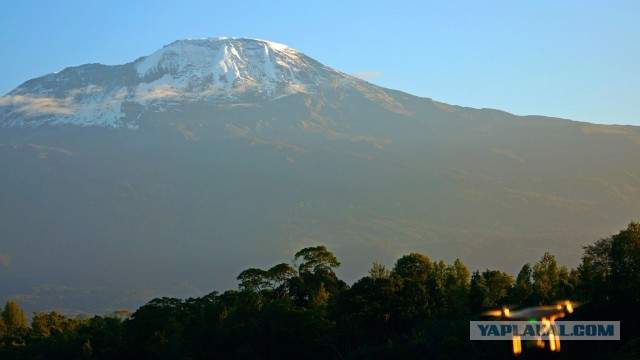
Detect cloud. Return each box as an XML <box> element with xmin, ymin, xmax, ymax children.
<box><xmin>0</xmin><ymin>86</ymin><xmax>105</xmax><ymax>117</ymax></box>
<box><xmin>136</xmin><ymin>84</ymin><xmax>179</xmax><ymax>100</ymax></box>
<box><xmin>0</xmin><ymin>95</ymin><xmax>74</xmax><ymax>116</ymax></box>
<box><xmin>0</xmin><ymin>252</ymin><xmax>11</xmax><ymax>267</ymax></box>
<box><xmin>67</xmin><ymin>85</ymin><xmax>103</xmax><ymax>97</ymax></box>
<box><xmin>0</xmin><ymin>83</ymin><xmax>183</xmax><ymax>122</ymax></box>
<box><xmin>351</xmin><ymin>135</ymin><xmax>392</xmax><ymax>149</ymax></box>
<box><xmin>352</xmin><ymin>71</ymin><xmax>383</xmax><ymax>79</ymax></box>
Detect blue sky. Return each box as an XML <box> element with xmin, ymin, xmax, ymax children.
<box><xmin>1</xmin><ymin>0</ymin><xmax>639</xmax><ymax>125</ymax></box>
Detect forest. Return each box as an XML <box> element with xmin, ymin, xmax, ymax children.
<box><xmin>1</xmin><ymin>222</ymin><xmax>639</xmax><ymax>359</ymax></box>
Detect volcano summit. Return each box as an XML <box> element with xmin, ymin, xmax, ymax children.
<box><xmin>0</xmin><ymin>37</ymin><xmax>378</xmax><ymax>128</ymax></box>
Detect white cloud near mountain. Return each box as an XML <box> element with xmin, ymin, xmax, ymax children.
<box><xmin>136</xmin><ymin>84</ymin><xmax>180</xmax><ymax>101</ymax></box>
<box><xmin>0</xmin><ymin>94</ymin><xmax>74</xmax><ymax>116</ymax></box>
<box><xmin>0</xmin><ymin>85</ymin><xmax>106</xmax><ymax>117</ymax></box>
<box><xmin>353</xmin><ymin>71</ymin><xmax>383</xmax><ymax>79</ymax></box>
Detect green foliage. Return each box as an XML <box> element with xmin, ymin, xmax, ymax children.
<box><xmin>470</xmin><ymin>269</ymin><xmax>514</xmax><ymax>311</ymax></box>
<box><xmin>574</xmin><ymin>222</ymin><xmax>640</xmax><ymax>310</ymax></box>
<box><xmin>390</xmin><ymin>253</ymin><xmax>434</xmax><ymax>325</ymax></box>
<box><xmin>31</xmin><ymin>311</ymin><xmax>80</xmax><ymax>338</ymax></box>
<box><xmin>309</xmin><ymin>282</ymin><xmax>330</xmax><ymax>309</ymax></box>
<box><xmin>236</xmin><ymin>263</ymin><xmax>298</xmax><ymax>301</ymax></box>
<box><xmin>3</xmin><ymin>223</ymin><xmax>640</xmax><ymax>359</ymax></box>
<box><xmin>289</xmin><ymin>246</ymin><xmax>345</xmax><ymax>310</ymax></box>
<box><xmin>237</xmin><ymin>268</ymin><xmax>270</xmax><ymax>292</ymax></box>
<box><xmin>609</xmin><ymin>221</ymin><xmax>640</xmax><ymax>303</ymax></box>
<box><xmin>532</xmin><ymin>251</ymin><xmax>560</xmax><ymax>304</ymax></box>
<box><xmin>391</xmin><ymin>253</ymin><xmax>433</xmax><ymax>282</ymax></box>
<box><xmin>511</xmin><ymin>263</ymin><xmax>533</xmax><ymax>304</ymax></box>
<box><xmin>2</xmin><ymin>302</ymin><xmax>27</xmax><ymax>335</ymax></box>
<box><xmin>442</xmin><ymin>259</ymin><xmax>471</xmax><ymax>314</ymax></box>
<box><xmin>267</xmin><ymin>263</ymin><xmax>298</xmax><ymax>288</ymax></box>
<box><xmin>294</xmin><ymin>245</ymin><xmax>341</xmax><ymax>275</ymax></box>
<box><xmin>578</xmin><ymin>236</ymin><xmax>612</xmax><ymax>304</ymax></box>
<box><xmin>557</xmin><ymin>265</ymin><xmax>576</xmax><ymax>299</ymax></box>
<box><xmin>368</xmin><ymin>260</ymin><xmax>390</xmax><ymax>279</ymax></box>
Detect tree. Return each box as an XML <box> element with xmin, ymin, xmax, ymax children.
<box><xmin>2</xmin><ymin>301</ymin><xmax>27</xmax><ymax>335</ymax></box>
<box><xmin>557</xmin><ymin>265</ymin><xmax>574</xmax><ymax>299</ymax></box>
<box><xmin>31</xmin><ymin>311</ymin><xmax>79</xmax><ymax>338</ymax></box>
<box><xmin>511</xmin><ymin>263</ymin><xmax>534</xmax><ymax>304</ymax></box>
<box><xmin>339</xmin><ymin>275</ymin><xmax>399</xmax><ymax>344</ymax></box>
<box><xmin>391</xmin><ymin>253</ymin><xmax>433</xmax><ymax>282</ymax></box>
<box><xmin>470</xmin><ymin>270</ymin><xmax>514</xmax><ymax>311</ymax></box>
<box><xmin>578</xmin><ymin>236</ymin><xmax>613</xmax><ymax>303</ymax></box>
<box><xmin>237</xmin><ymin>268</ymin><xmax>269</xmax><ymax>292</ymax></box>
<box><xmin>581</xmin><ymin>237</ymin><xmax>613</xmax><ymax>278</ymax></box>
<box><xmin>483</xmin><ymin>270</ymin><xmax>514</xmax><ymax>308</ymax></box>
<box><xmin>429</xmin><ymin>260</ymin><xmax>448</xmax><ymax>315</ymax></box>
<box><xmin>294</xmin><ymin>246</ymin><xmax>340</xmax><ymax>275</ymax></box>
<box><xmin>609</xmin><ymin>221</ymin><xmax>640</xmax><ymax>303</ymax></box>
<box><xmin>237</xmin><ymin>263</ymin><xmax>298</xmax><ymax>299</ymax></box>
<box><xmin>390</xmin><ymin>253</ymin><xmax>434</xmax><ymax>324</ymax></box>
<box><xmin>266</xmin><ymin>263</ymin><xmax>298</xmax><ymax>298</ymax></box>
<box><xmin>290</xmin><ymin>246</ymin><xmax>345</xmax><ymax>308</ymax></box>
<box><xmin>575</xmin><ymin>222</ymin><xmax>640</xmax><ymax>342</ymax></box>
<box><xmin>443</xmin><ymin>258</ymin><xmax>470</xmax><ymax>314</ymax></box>
<box><xmin>532</xmin><ymin>252</ymin><xmax>560</xmax><ymax>304</ymax></box>
<box><xmin>309</xmin><ymin>282</ymin><xmax>330</xmax><ymax>308</ymax></box>
<box><xmin>368</xmin><ymin>261</ymin><xmax>390</xmax><ymax>280</ymax></box>
<box><xmin>576</xmin><ymin>222</ymin><xmax>640</xmax><ymax>306</ymax></box>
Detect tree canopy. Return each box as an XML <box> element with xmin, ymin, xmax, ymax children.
<box><xmin>2</xmin><ymin>223</ymin><xmax>640</xmax><ymax>359</ymax></box>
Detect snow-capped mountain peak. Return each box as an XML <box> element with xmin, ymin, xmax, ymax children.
<box><xmin>0</xmin><ymin>37</ymin><xmax>353</xmax><ymax>128</ymax></box>
<box><xmin>134</xmin><ymin>38</ymin><xmax>297</xmax><ymax>92</ymax></box>
<box><xmin>135</xmin><ymin>37</ymin><xmax>290</xmax><ymax>78</ymax></box>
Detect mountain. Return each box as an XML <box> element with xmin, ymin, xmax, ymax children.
<box><xmin>0</xmin><ymin>37</ymin><xmax>375</xmax><ymax>128</ymax></box>
<box><xmin>1</xmin><ymin>38</ymin><xmax>639</xmax><ymax>314</ymax></box>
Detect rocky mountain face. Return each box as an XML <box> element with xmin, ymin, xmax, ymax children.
<box><xmin>1</xmin><ymin>38</ymin><xmax>639</xmax><ymax>314</ymax></box>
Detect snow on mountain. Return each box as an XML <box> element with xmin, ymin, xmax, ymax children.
<box><xmin>0</xmin><ymin>38</ymin><xmax>356</xmax><ymax>128</ymax></box>
<box><xmin>134</xmin><ymin>37</ymin><xmax>319</xmax><ymax>97</ymax></box>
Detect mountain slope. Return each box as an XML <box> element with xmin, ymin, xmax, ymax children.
<box><xmin>1</xmin><ymin>38</ymin><xmax>639</xmax><ymax>314</ymax></box>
